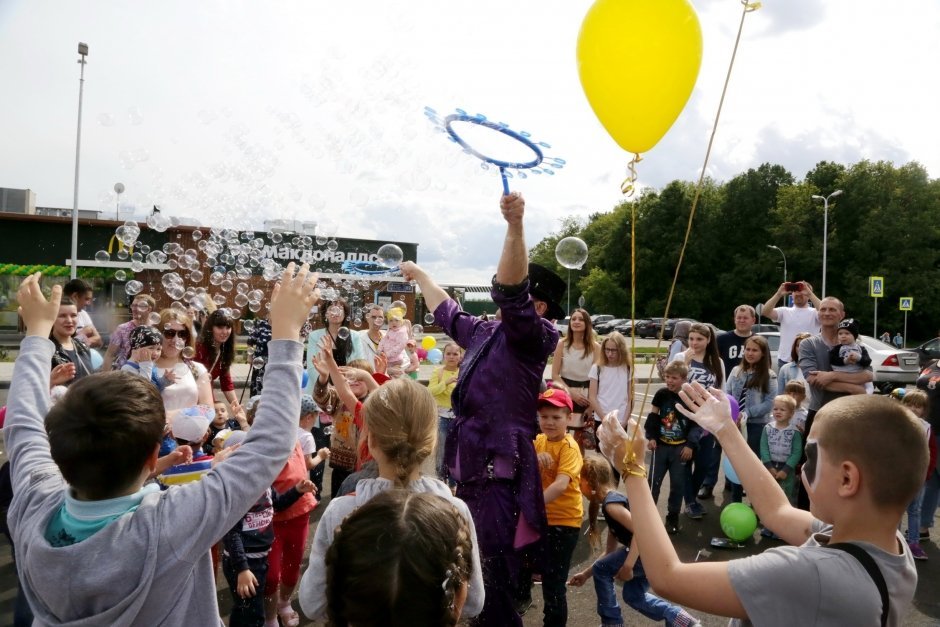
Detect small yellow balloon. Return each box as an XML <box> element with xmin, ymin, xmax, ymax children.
<box><xmin>421</xmin><ymin>336</ymin><xmax>437</xmax><ymax>351</ymax></box>
<box><xmin>577</xmin><ymin>0</ymin><xmax>703</xmax><ymax>154</ymax></box>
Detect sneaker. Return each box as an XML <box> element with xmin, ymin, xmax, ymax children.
<box><xmin>671</xmin><ymin>609</ymin><xmax>702</xmax><ymax>627</ymax></box>
<box><xmin>920</xmin><ymin>529</ymin><xmax>930</xmax><ymax>541</ymax></box>
<box><xmin>910</xmin><ymin>543</ymin><xmax>928</xmax><ymax>561</ymax></box>
<box><xmin>665</xmin><ymin>513</ymin><xmax>680</xmax><ymax>534</ymax></box>
<box><xmin>697</xmin><ymin>485</ymin><xmax>714</xmax><ymax>499</ymax></box>
<box><xmin>685</xmin><ymin>502</ymin><xmax>706</xmax><ymax>520</ymax></box>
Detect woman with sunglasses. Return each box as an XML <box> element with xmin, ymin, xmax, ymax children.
<box><xmin>154</xmin><ymin>309</ymin><xmax>213</xmax><ymax>421</ymax></box>
<box><xmin>195</xmin><ymin>309</ymin><xmax>245</xmax><ymax>419</ymax></box>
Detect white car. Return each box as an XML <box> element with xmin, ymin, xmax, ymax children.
<box><xmin>757</xmin><ymin>332</ymin><xmax>920</xmax><ymax>393</ymax></box>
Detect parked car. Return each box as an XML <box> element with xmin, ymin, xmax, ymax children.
<box><xmin>555</xmin><ymin>317</ymin><xmax>570</xmax><ymax>335</ymax></box>
<box><xmin>757</xmin><ymin>332</ymin><xmax>920</xmax><ymax>392</ymax></box>
<box><xmin>913</xmin><ymin>337</ymin><xmax>940</xmax><ymax>368</ymax></box>
<box><xmin>614</xmin><ymin>318</ymin><xmax>651</xmax><ymax>336</ymax></box>
<box><xmin>636</xmin><ymin>318</ymin><xmax>665</xmax><ymax>338</ymax></box>
<box><xmin>591</xmin><ymin>314</ymin><xmax>614</xmax><ymax>326</ymax></box>
<box><xmin>596</xmin><ymin>318</ymin><xmax>627</xmax><ymax>335</ymax></box>
<box><xmin>751</xmin><ymin>323</ymin><xmax>779</xmax><ymax>334</ymax></box>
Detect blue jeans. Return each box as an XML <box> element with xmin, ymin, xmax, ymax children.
<box><xmin>592</xmin><ymin>548</ymin><xmax>685</xmax><ymax>625</ymax></box>
<box><xmin>907</xmin><ymin>486</ymin><xmax>925</xmax><ymax>544</ymax></box>
<box><xmin>685</xmin><ymin>434</ymin><xmax>719</xmax><ymax>506</ymax></box>
<box><xmin>223</xmin><ymin>554</ymin><xmax>269</xmax><ymax>627</ymax></box>
<box><xmin>650</xmin><ymin>443</ymin><xmax>688</xmax><ymax>514</ymax></box>
<box><xmin>436</xmin><ymin>411</ymin><xmax>455</xmax><ymax>479</ymax></box>
<box><xmin>921</xmin><ymin>431</ymin><xmax>940</xmax><ymax>530</ymax></box>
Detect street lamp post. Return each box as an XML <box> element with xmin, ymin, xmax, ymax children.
<box><xmin>114</xmin><ymin>183</ymin><xmax>125</xmax><ymax>221</ymax></box>
<box><xmin>767</xmin><ymin>245</ymin><xmax>787</xmax><ymax>283</ymax></box>
<box><xmin>69</xmin><ymin>43</ymin><xmax>89</xmax><ymax>280</ymax></box>
<box><xmin>811</xmin><ymin>189</ymin><xmax>843</xmax><ymax>298</ymax></box>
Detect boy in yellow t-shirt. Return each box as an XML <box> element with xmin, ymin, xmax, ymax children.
<box><xmin>528</xmin><ymin>387</ymin><xmax>584</xmax><ymax>626</ymax></box>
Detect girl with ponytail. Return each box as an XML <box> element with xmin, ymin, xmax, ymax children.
<box><xmin>298</xmin><ymin>355</ymin><xmax>484</xmax><ymax>622</ymax></box>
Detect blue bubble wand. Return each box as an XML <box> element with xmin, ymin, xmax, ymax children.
<box><xmin>425</xmin><ymin>107</ymin><xmax>565</xmax><ymax>195</ymax></box>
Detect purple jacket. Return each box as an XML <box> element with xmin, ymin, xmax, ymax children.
<box><xmin>435</xmin><ymin>279</ymin><xmax>558</xmax><ymax>549</ymax></box>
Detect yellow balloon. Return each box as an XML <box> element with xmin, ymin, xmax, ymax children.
<box><xmin>577</xmin><ymin>0</ymin><xmax>703</xmax><ymax>154</ymax></box>
<box><xmin>421</xmin><ymin>336</ymin><xmax>437</xmax><ymax>351</ymax></box>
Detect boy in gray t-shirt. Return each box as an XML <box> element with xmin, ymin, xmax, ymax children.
<box><xmin>597</xmin><ymin>383</ymin><xmax>925</xmax><ymax>627</ymax></box>
<box><xmin>5</xmin><ymin>264</ymin><xmax>320</xmax><ymax>625</ymax></box>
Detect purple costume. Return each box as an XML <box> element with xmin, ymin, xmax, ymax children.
<box><xmin>435</xmin><ymin>278</ymin><xmax>558</xmax><ymax>626</ymax></box>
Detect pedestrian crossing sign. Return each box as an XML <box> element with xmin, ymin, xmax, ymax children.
<box><xmin>900</xmin><ymin>297</ymin><xmax>913</xmax><ymax>311</ymax></box>
<box><xmin>869</xmin><ymin>276</ymin><xmax>884</xmax><ymax>298</ymax></box>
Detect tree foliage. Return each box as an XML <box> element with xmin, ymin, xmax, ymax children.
<box><xmin>529</xmin><ymin>160</ymin><xmax>940</xmax><ymax>340</ymax></box>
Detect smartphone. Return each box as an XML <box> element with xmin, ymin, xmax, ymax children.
<box><xmin>784</xmin><ymin>281</ymin><xmax>803</xmax><ymax>292</ymax></box>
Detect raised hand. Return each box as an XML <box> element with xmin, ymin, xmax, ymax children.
<box><xmin>17</xmin><ymin>273</ymin><xmax>62</xmax><ymax>338</ymax></box>
<box><xmin>676</xmin><ymin>381</ymin><xmax>732</xmax><ymax>433</ymax></box>
<box><xmin>499</xmin><ymin>191</ymin><xmax>525</xmax><ymax>225</ymax></box>
<box><xmin>269</xmin><ymin>262</ymin><xmax>320</xmax><ymax>341</ymax></box>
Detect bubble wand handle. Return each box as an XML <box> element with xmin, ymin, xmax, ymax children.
<box><xmin>499</xmin><ymin>167</ymin><xmax>511</xmax><ymax>196</ymax></box>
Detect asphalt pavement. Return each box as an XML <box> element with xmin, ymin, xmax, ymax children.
<box><xmin>0</xmin><ymin>372</ymin><xmax>938</xmax><ymax>625</ymax></box>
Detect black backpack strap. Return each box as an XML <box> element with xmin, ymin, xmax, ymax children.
<box><xmin>828</xmin><ymin>542</ymin><xmax>889</xmax><ymax>627</ymax></box>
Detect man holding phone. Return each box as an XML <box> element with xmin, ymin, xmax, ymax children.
<box><xmin>761</xmin><ymin>281</ymin><xmax>822</xmax><ymax>369</ymax></box>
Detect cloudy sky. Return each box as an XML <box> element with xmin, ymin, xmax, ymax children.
<box><xmin>2</xmin><ymin>0</ymin><xmax>938</xmax><ymax>284</ymax></box>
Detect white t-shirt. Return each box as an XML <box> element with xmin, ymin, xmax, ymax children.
<box><xmin>727</xmin><ymin>521</ymin><xmax>916</xmax><ymax>627</ymax></box>
<box><xmin>358</xmin><ymin>329</ymin><xmax>384</xmax><ymax>371</ymax></box>
<box><xmin>774</xmin><ymin>306</ymin><xmax>820</xmax><ymax>363</ymax></box>
<box><xmin>297</xmin><ymin>428</ymin><xmax>316</xmax><ymax>456</ymax></box>
<box><xmin>75</xmin><ymin>309</ymin><xmax>94</xmax><ymax>334</ymax></box>
<box><xmin>589</xmin><ymin>363</ymin><xmax>631</xmax><ymax>425</ymax></box>
<box><xmin>156</xmin><ymin>361</ymin><xmax>208</xmax><ymax>412</ymax></box>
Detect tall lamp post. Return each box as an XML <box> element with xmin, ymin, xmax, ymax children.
<box><xmin>69</xmin><ymin>42</ymin><xmax>89</xmax><ymax>280</ymax></box>
<box><xmin>811</xmin><ymin>189</ymin><xmax>843</xmax><ymax>298</ymax></box>
<box><xmin>114</xmin><ymin>183</ymin><xmax>125</xmax><ymax>220</ymax></box>
<box><xmin>767</xmin><ymin>245</ymin><xmax>787</xmax><ymax>283</ymax></box>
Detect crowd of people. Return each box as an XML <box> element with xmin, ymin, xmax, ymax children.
<box><xmin>0</xmin><ymin>192</ymin><xmax>938</xmax><ymax>626</ymax></box>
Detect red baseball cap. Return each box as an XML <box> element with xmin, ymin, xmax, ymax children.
<box><xmin>537</xmin><ymin>387</ymin><xmax>574</xmax><ymax>411</ymax></box>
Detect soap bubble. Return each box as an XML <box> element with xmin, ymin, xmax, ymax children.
<box><xmin>412</xmin><ymin>324</ymin><xmax>424</xmax><ymax>336</ymax></box>
<box><xmin>117</xmin><ymin>249</ymin><xmax>130</xmax><ymax>261</ymax></box>
<box><xmin>95</xmin><ymin>250</ymin><xmax>110</xmax><ymax>263</ymax></box>
<box><xmin>252</xmin><ymin>357</ymin><xmax>265</xmax><ymax>369</ymax></box>
<box><xmin>147</xmin><ymin>312</ymin><xmax>161</xmax><ymax>326</ymax></box>
<box><xmin>130</xmin><ymin>259</ymin><xmax>144</xmax><ymax>273</ymax></box>
<box><xmin>125</xmin><ymin>280</ymin><xmax>144</xmax><ymax>296</ymax></box>
<box><xmin>192</xmin><ymin>229</ymin><xmax>203</xmax><ymax>241</ymax></box>
<box><xmin>114</xmin><ymin>269</ymin><xmax>127</xmax><ymax>281</ymax></box>
<box><xmin>327</xmin><ymin>239</ymin><xmax>339</xmax><ymax>252</ymax></box>
<box><xmin>352</xmin><ymin>318</ymin><xmax>362</xmax><ymax>328</ymax></box>
<box><xmin>555</xmin><ymin>237</ymin><xmax>589</xmax><ymax>270</ymax></box>
<box><xmin>337</xmin><ymin>326</ymin><xmax>350</xmax><ymax>341</ymax></box>
<box><xmin>181</xmin><ymin>346</ymin><xmax>196</xmax><ymax>360</ymax></box>
<box><xmin>315</xmin><ymin>234</ymin><xmax>328</xmax><ymax>246</ymax></box>
<box><xmin>424</xmin><ymin>313</ymin><xmax>435</xmax><ymax>325</ymax></box>
<box><xmin>376</xmin><ymin>243</ymin><xmax>404</xmax><ymax>268</ymax></box>
<box><xmin>242</xmin><ymin>320</ymin><xmax>255</xmax><ymax>333</ymax></box>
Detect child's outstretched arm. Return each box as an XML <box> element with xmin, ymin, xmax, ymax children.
<box><xmin>597</xmin><ymin>413</ymin><xmax>747</xmax><ymax>618</ymax></box>
<box><xmin>6</xmin><ymin>274</ymin><xmax>64</xmax><ymax>511</ymax></box>
<box><xmin>318</xmin><ymin>335</ymin><xmax>360</xmax><ymax>412</ymax></box>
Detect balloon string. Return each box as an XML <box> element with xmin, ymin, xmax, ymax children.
<box><xmin>629</xmin><ymin>0</ymin><xmax>759</xmax><ymax>452</ymax></box>
<box><xmin>620</xmin><ymin>153</ymin><xmax>642</xmax><ymax>196</ymax></box>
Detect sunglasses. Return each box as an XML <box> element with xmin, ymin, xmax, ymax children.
<box><xmin>163</xmin><ymin>328</ymin><xmax>191</xmax><ymax>341</ymax></box>
<box><xmin>803</xmin><ymin>439</ymin><xmax>820</xmax><ymax>490</ymax></box>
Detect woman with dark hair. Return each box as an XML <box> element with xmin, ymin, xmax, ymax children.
<box><xmin>305</xmin><ymin>300</ymin><xmax>366</xmax><ymax>394</ymax></box>
<box><xmin>194</xmin><ymin>309</ymin><xmax>244</xmax><ymax>418</ymax></box>
<box><xmin>49</xmin><ymin>297</ymin><xmax>95</xmax><ymax>385</ymax></box>
<box><xmin>551</xmin><ymin>308</ymin><xmax>600</xmax><ymax>452</ymax></box>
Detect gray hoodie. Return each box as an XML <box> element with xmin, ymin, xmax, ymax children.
<box><xmin>4</xmin><ymin>336</ymin><xmax>303</xmax><ymax>626</ymax></box>
<box><xmin>297</xmin><ymin>476</ymin><xmax>485</xmax><ymax>620</ymax></box>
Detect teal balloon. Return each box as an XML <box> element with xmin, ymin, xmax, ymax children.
<box><xmin>720</xmin><ymin>503</ymin><xmax>757</xmax><ymax>542</ymax></box>
<box><xmin>427</xmin><ymin>348</ymin><xmax>443</xmax><ymax>364</ymax></box>
<box><xmin>722</xmin><ymin>455</ymin><xmax>740</xmax><ymax>485</ymax></box>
